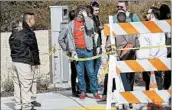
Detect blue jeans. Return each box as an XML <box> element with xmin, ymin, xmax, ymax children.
<box><xmin>75</xmin><ymin>48</ymin><xmax>98</xmax><ymax>93</ymax></box>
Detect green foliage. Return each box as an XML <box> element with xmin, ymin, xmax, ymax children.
<box><xmin>36</xmin><ymin>75</ymin><xmax>51</xmax><ymax>92</ymax></box>
<box><xmin>2</xmin><ymin>78</ymin><xmax>14</xmax><ymax>92</ymax></box>
<box><xmin>1</xmin><ymin>75</ymin><xmax>51</xmax><ymax>93</ymax></box>
<box><xmin>0</xmin><ymin>1</ymin><xmax>170</xmax><ymax>32</ymax></box>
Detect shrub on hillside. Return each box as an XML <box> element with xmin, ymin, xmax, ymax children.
<box><xmin>0</xmin><ymin>1</ymin><xmax>170</xmax><ymax>32</ymax></box>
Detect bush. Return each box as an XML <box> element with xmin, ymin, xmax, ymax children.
<box><xmin>0</xmin><ymin>1</ymin><xmax>170</xmax><ymax>32</ymax></box>
<box><xmin>1</xmin><ymin>74</ymin><xmax>51</xmax><ymax>96</ymax></box>
<box><xmin>36</xmin><ymin>74</ymin><xmax>51</xmax><ymax>93</ymax></box>
<box><xmin>1</xmin><ymin>77</ymin><xmax>14</xmax><ymax>92</ymax></box>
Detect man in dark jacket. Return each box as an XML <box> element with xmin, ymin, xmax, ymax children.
<box><xmin>9</xmin><ymin>12</ymin><xmax>41</xmax><ymax>110</ymax></box>
<box><xmin>90</xmin><ymin>1</ymin><xmax>103</xmax><ymax>90</ymax></box>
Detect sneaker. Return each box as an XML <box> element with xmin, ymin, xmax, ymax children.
<box><xmin>94</xmin><ymin>93</ymin><xmax>101</xmax><ymax>100</ymax></box>
<box><xmin>80</xmin><ymin>92</ymin><xmax>86</xmax><ymax>100</ymax></box>
<box><xmin>31</xmin><ymin>101</ymin><xmax>41</xmax><ymax>107</ymax></box>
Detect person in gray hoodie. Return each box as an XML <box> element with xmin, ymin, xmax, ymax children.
<box><xmin>67</xmin><ymin>6</ymin><xmax>101</xmax><ymax>100</ymax></box>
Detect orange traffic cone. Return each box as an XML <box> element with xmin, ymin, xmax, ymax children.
<box><xmin>149</xmin><ymin>71</ymin><xmax>158</xmax><ymax>90</ymax></box>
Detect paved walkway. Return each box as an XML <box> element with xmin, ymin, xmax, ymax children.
<box><xmin>1</xmin><ymin>87</ymin><xmax>171</xmax><ymax>110</ymax></box>
<box><xmin>1</xmin><ymin>91</ymin><xmax>109</xmax><ymax>110</ymax></box>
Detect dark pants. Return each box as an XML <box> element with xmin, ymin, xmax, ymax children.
<box><xmin>120</xmin><ymin>72</ymin><xmax>135</xmax><ymax>91</ymax></box>
<box><xmin>163</xmin><ymin>53</ymin><xmax>171</xmax><ymax>89</ymax></box>
<box><xmin>163</xmin><ymin>70</ymin><xmax>171</xmax><ymax>89</ymax></box>
<box><xmin>120</xmin><ymin>54</ymin><xmax>135</xmax><ymax>91</ymax></box>
<box><xmin>71</xmin><ymin>61</ymin><xmax>78</xmax><ymax>94</ymax></box>
<box><xmin>103</xmin><ymin>74</ymin><xmax>116</xmax><ymax>95</ymax></box>
<box><xmin>142</xmin><ymin>71</ymin><xmax>163</xmax><ymax>90</ymax></box>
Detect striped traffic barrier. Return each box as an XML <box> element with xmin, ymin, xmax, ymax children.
<box><xmin>104</xmin><ymin>19</ymin><xmax>171</xmax><ymax>36</ymax></box>
<box><xmin>116</xmin><ymin>58</ymin><xmax>170</xmax><ymax>73</ymax></box>
<box><xmin>106</xmin><ymin>16</ymin><xmax>171</xmax><ymax>110</ymax></box>
<box><xmin>114</xmin><ymin>90</ymin><xmax>171</xmax><ymax>105</ymax></box>
<box><xmin>110</xmin><ymin>58</ymin><xmax>171</xmax><ymax>106</ymax></box>
<box><xmin>103</xmin><ymin>57</ymin><xmax>171</xmax><ymax>75</ymax></box>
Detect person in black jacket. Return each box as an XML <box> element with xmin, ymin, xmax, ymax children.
<box><xmin>159</xmin><ymin>4</ymin><xmax>171</xmax><ymax>90</ymax></box>
<box><xmin>9</xmin><ymin>12</ymin><xmax>41</xmax><ymax>110</ymax></box>
<box><xmin>90</xmin><ymin>1</ymin><xmax>104</xmax><ymax>91</ymax></box>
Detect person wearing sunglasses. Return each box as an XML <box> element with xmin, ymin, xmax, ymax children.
<box><xmin>113</xmin><ymin>1</ymin><xmax>140</xmax><ymax>23</ymax></box>
<box><xmin>112</xmin><ymin>1</ymin><xmax>140</xmax><ymax>93</ymax></box>
<box><xmin>112</xmin><ymin>2</ymin><xmax>140</xmax><ymax>109</ymax></box>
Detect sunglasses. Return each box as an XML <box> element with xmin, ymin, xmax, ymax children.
<box><xmin>94</xmin><ymin>10</ymin><xmax>99</xmax><ymax>12</ymax></box>
<box><xmin>117</xmin><ymin>6</ymin><xmax>124</xmax><ymax>9</ymax></box>
<box><xmin>146</xmin><ymin>12</ymin><xmax>152</xmax><ymax>15</ymax></box>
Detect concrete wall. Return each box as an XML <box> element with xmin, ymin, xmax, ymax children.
<box><xmin>1</xmin><ymin>30</ymin><xmax>50</xmax><ymax>88</ymax></box>
<box><xmin>1</xmin><ymin>29</ymin><xmax>119</xmax><ymax>91</ymax></box>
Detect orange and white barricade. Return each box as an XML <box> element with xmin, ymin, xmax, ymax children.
<box><xmin>106</xmin><ymin>16</ymin><xmax>171</xmax><ymax>110</ymax></box>
<box><xmin>104</xmin><ymin>19</ymin><xmax>171</xmax><ymax>36</ymax></box>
